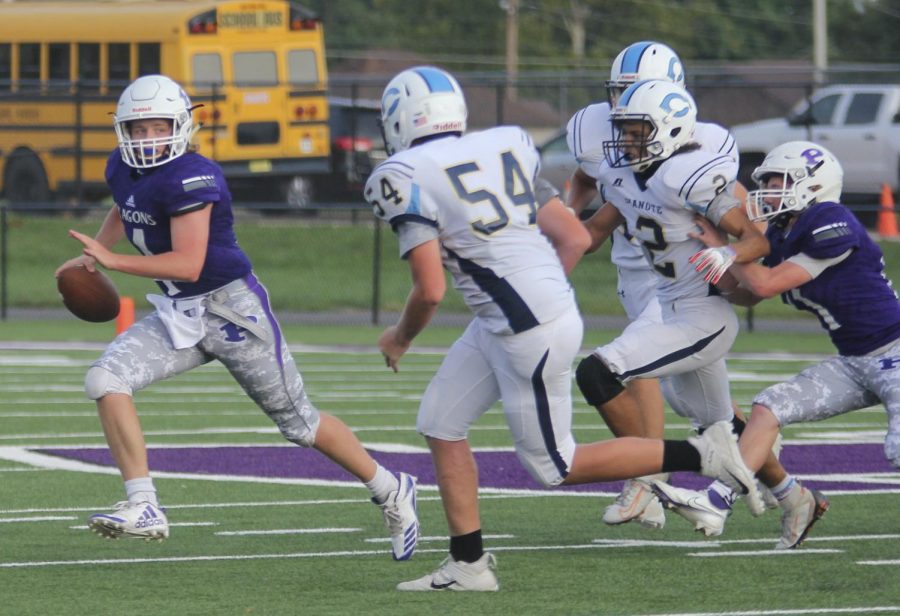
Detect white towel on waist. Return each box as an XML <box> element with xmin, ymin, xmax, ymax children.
<box><xmin>146</xmin><ymin>294</ymin><xmax>207</xmax><ymax>349</ymax></box>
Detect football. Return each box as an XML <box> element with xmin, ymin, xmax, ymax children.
<box><xmin>57</xmin><ymin>266</ymin><xmax>121</xmax><ymax>323</ymax></box>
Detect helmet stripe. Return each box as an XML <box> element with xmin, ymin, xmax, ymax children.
<box><xmin>618</xmin><ymin>80</ymin><xmax>645</xmax><ymax>106</ymax></box>
<box><xmin>620</xmin><ymin>42</ymin><xmax>652</xmax><ymax>73</ymax></box>
<box><xmin>413</xmin><ymin>67</ymin><xmax>455</xmax><ymax>92</ymax></box>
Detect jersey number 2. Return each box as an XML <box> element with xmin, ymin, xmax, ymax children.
<box><xmin>636</xmin><ymin>216</ymin><xmax>675</xmax><ymax>278</ymax></box>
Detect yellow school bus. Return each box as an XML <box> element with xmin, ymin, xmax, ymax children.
<box><xmin>0</xmin><ymin>0</ymin><xmax>330</xmax><ymax>208</ymax></box>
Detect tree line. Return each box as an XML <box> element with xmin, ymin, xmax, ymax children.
<box><xmin>306</xmin><ymin>0</ymin><xmax>900</xmax><ymax>71</ymax></box>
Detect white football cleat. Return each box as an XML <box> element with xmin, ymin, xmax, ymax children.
<box><xmin>651</xmin><ymin>482</ymin><xmax>729</xmax><ymax>537</ymax></box>
<box><xmin>397</xmin><ymin>553</ymin><xmax>499</xmax><ymax>592</ymax></box>
<box><xmin>602</xmin><ymin>474</ymin><xmax>668</xmax><ymax>529</ymax></box>
<box><xmin>776</xmin><ymin>487</ymin><xmax>829</xmax><ymax>550</ymax></box>
<box><xmin>88</xmin><ymin>500</ymin><xmax>169</xmax><ymax>541</ymax></box>
<box><xmin>378</xmin><ymin>472</ymin><xmax>419</xmax><ymax>561</ymax></box>
<box><xmin>636</xmin><ymin>496</ymin><xmax>666</xmax><ymax>530</ymax></box>
<box><xmin>690</xmin><ymin>421</ymin><xmax>764</xmax><ymax>516</ymax></box>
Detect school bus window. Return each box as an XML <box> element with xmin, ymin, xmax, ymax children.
<box><xmin>192</xmin><ymin>53</ymin><xmax>223</xmax><ymax>90</ymax></box>
<box><xmin>233</xmin><ymin>52</ymin><xmax>277</xmax><ymax>87</ymax></box>
<box><xmin>0</xmin><ymin>44</ymin><xmax>11</xmax><ymax>91</ymax></box>
<box><xmin>19</xmin><ymin>43</ymin><xmax>40</xmax><ymax>91</ymax></box>
<box><xmin>48</xmin><ymin>43</ymin><xmax>71</xmax><ymax>90</ymax></box>
<box><xmin>287</xmin><ymin>49</ymin><xmax>318</xmax><ymax>86</ymax></box>
<box><xmin>108</xmin><ymin>43</ymin><xmax>131</xmax><ymax>88</ymax></box>
<box><xmin>78</xmin><ymin>43</ymin><xmax>100</xmax><ymax>92</ymax></box>
<box><xmin>137</xmin><ymin>43</ymin><xmax>160</xmax><ymax>76</ymax></box>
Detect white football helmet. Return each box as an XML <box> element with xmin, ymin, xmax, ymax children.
<box><xmin>603</xmin><ymin>79</ymin><xmax>697</xmax><ymax>171</ymax></box>
<box><xmin>747</xmin><ymin>141</ymin><xmax>844</xmax><ymax>223</ymax></box>
<box><xmin>114</xmin><ymin>75</ymin><xmax>193</xmax><ymax>168</ymax></box>
<box><xmin>380</xmin><ymin>66</ymin><xmax>467</xmax><ymax>155</ymax></box>
<box><xmin>606</xmin><ymin>41</ymin><xmax>685</xmax><ymax>106</ymax></box>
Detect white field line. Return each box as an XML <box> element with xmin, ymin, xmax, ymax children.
<box><xmin>857</xmin><ymin>560</ymin><xmax>900</xmax><ymax>566</ymax></box>
<box><xmin>634</xmin><ymin>607</ymin><xmax>900</xmax><ymax>616</ymax></box>
<box><xmin>215</xmin><ymin>528</ymin><xmax>362</xmax><ymax>536</ymax></box>
<box><xmin>0</xmin><ymin>540</ymin><xmax>869</xmax><ymax>570</ymax></box>
<box><xmin>0</xmin><ymin>516</ymin><xmax>76</xmax><ymax>523</ymax></box>
<box><xmin>687</xmin><ymin>549</ymin><xmax>844</xmax><ymax>557</ymax></box>
<box><xmin>590</xmin><ymin>535</ymin><xmax>900</xmax><ymax>548</ymax></box>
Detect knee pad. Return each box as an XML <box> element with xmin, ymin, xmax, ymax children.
<box><xmin>575</xmin><ymin>354</ymin><xmax>624</xmax><ymax>407</ymax></box>
<box><xmin>731</xmin><ymin>414</ymin><xmax>746</xmax><ymax>436</ymax></box>
<box><xmin>84</xmin><ymin>366</ymin><xmax>132</xmax><ymax>400</ymax></box>
<box><xmin>276</xmin><ymin>414</ymin><xmax>319</xmax><ymax>448</ymax></box>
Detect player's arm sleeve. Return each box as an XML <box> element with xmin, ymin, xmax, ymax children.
<box><xmin>534</xmin><ymin>177</ymin><xmax>560</xmax><ymax>208</ymax></box>
<box><xmin>396</xmin><ymin>222</ymin><xmax>440</xmax><ymax>259</ymax></box>
<box><xmin>786</xmin><ymin>249</ymin><xmax>853</xmax><ymax>278</ymax></box>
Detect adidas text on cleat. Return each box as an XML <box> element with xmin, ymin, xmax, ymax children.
<box><xmin>378</xmin><ymin>472</ymin><xmax>419</xmax><ymax>561</ymax></box>
<box><xmin>651</xmin><ymin>482</ymin><xmax>729</xmax><ymax>537</ymax></box>
<box><xmin>690</xmin><ymin>421</ymin><xmax>764</xmax><ymax>516</ymax></box>
<box><xmin>397</xmin><ymin>553</ymin><xmax>499</xmax><ymax>592</ymax></box>
<box><xmin>602</xmin><ymin>474</ymin><xmax>667</xmax><ymax>527</ymax></box>
<box><xmin>777</xmin><ymin>488</ymin><xmax>829</xmax><ymax>550</ymax></box>
<box><xmin>88</xmin><ymin>501</ymin><xmax>169</xmax><ymax>541</ymax></box>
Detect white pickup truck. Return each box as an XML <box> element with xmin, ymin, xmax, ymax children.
<box><xmin>730</xmin><ymin>84</ymin><xmax>900</xmax><ymax>198</ymax></box>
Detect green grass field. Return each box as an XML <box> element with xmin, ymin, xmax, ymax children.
<box><xmin>10</xmin><ymin>212</ymin><xmax>900</xmax><ymax>322</ymax></box>
<box><xmin>1</xmin><ymin>323</ymin><xmax>897</xmax><ymax>615</ymax></box>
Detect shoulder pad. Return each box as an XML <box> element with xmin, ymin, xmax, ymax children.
<box><xmin>795</xmin><ymin>202</ymin><xmax>861</xmax><ymax>259</ymax></box>
<box><xmin>695</xmin><ymin>121</ymin><xmax>738</xmax><ymax>160</ymax></box>
<box><xmin>365</xmin><ymin>155</ymin><xmax>432</xmax><ymax>227</ymax></box>
<box><xmin>657</xmin><ymin>150</ymin><xmax>737</xmax><ymax>214</ymax></box>
<box><xmin>566</xmin><ymin>103</ymin><xmax>611</xmax><ymax>164</ymax></box>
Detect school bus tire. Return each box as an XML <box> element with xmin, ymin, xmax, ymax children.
<box><xmin>3</xmin><ymin>149</ymin><xmax>51</xmax><ymax>206</ymax></box>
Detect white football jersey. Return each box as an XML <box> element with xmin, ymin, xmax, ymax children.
<box><xmin>366</xmin><ymin>126</ymin><xmax>575</xmax><ymax>335</ymax></box>
<box><xmin>601</xmin><ymin>148</ymin><xmax>739</xmax><ymax>302</ymax></box>
<box><xmin>566</xmin><ymin>102</ymin><xmax>737</xmax><ymax>270</ymax></box>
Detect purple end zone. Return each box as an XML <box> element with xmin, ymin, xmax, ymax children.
<box><xmin>38</xmin><ymin>442</ymin><xmax>895</xmax><ymax>493</ymax></box>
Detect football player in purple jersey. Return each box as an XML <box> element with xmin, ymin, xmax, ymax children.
<box><xmin>53</xmin><ymin>75</ymin><xmax>420</xmax><ymax>560</ymax></box>
<box><xmin>661</xmin><ymin>140</ymin><xmax>900</xmax><ymax>548</ymax></box>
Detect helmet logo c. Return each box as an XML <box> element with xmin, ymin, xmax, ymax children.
<box><xmin>660</xmin><ymin>92</ymin><xmax>690</xmax><ymax>118</ymax></box>
<box><xmin>667</xmin><ymin>58</ymin><xmax>684</xmax><ymax>84</ymax></box>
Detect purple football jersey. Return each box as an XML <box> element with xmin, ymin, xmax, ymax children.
<box><xmin>763</xmin><ymin>201</ymin><xmax>900</xmax><ymax>355</ymax></box>
<box><xmin>105</xmin><ymin>150</ymin><xmax>252</xmax><ymax>297</ymax></box>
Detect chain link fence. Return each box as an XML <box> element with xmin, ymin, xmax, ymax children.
<box><xmin>3</xmin><ymin>66</ymin><xmax>897</xmax><ymax>324</ymax></box>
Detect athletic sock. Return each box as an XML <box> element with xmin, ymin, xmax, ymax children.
<box><xmin>124</xmin><ymin>477</ymin><xmax>158</xmax><ymax>506</ymax></box>
<box><xmin>366</xmin><ymin>464</ymin><xmax>400</xmax><ymax>504</ymax></box>
<box><xmin>661</xmin><ymin>440</ymin><xmax>701</xmax><ymax>472</ymax></box>
<box><xmin>450</xmin><ymin>529</ymin><xmax>484</xmax><ymax>564</ymax></box>
<box><xmin>772</xmin><ymin>476</ymin><xmax>800</xmax><ymax>503</ymax></box>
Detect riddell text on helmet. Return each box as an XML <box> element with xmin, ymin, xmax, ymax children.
<box><xmin>432</xmin><ymin>121</ymin><xmax>463</xmax><ymax>131</ymax></box>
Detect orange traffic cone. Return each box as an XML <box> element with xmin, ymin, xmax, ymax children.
<box><xmin>878</xmin><ymin>183</ymin><xmax>899</xmax><ymax>239</ymax></box>
<box><xmin>115</xmin><ymin>296</ymin><xmax>135</xmax><ymax>335</ymax></box>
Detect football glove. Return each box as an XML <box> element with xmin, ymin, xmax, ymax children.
<box><xmin>689</xmin><ymin>245</ymin><xmax>737</xmax><ymax>284</ymax></box>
